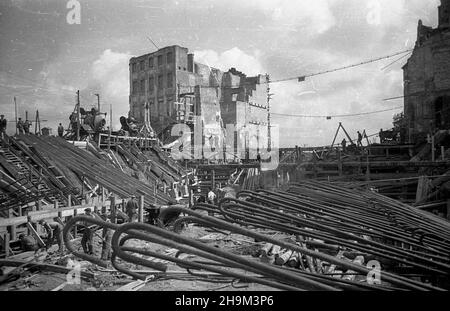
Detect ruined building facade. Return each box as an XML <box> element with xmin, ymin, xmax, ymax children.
<box><xmin>129</xmin><ymin>45</ymin><xmax>269</xmax><ymax>159</ymax></box>
<box><xmin>403</xmin><ymin>0</ymin><xmax>450</xmax><ymax>142</ymax></box>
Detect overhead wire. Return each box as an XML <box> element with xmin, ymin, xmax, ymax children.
<box><xmin>271</xmin><ymin>106</ymin><xmax>403</xmax><ymax>119</ymax></box>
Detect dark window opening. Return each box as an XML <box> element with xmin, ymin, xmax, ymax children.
<box><xmin>158</xmin><ymin>75</ymin><xmax>164</xmax><ymax>89</ymax></box>
<box><xmin>435</xmin><ymin>96</ymin><xmax>450</xmax><ymax>130</ymax></box>
<box><xmin>132</xmin><ymin>80</ymin><xmax>138</xmax><ymax>93</ymax></box>
<box><xmin>149</xmin><ymin>77</ymin><xmax>155</xmax><ymax>93</ymax></box>
<box><xmin>167</xmin><ymin>52</ymin><xmax>173</xmax><ymax>63</ymax></box>
<box><xmin>140</xmin><ymin>79</ymin><xmax>145</xmax><ymax>94</ymax></box>
<box><xmin>167</xmin><ymin>72</ymin><xmax>173</xmax><ymax>88</ymax></box>
<box><xmin>158</xmin><ymin>55</ymin><xmax>163</xmax><ymax>66</ymax></box>
<box><xmin>149</xmin><ymin>57</ymin><xmax>154</xmax><ymax>69</ymax></box>
<box><xmin>140</xmin><ymin>60</ymin><xmax>145</xmax><ymax>71</ymax></box>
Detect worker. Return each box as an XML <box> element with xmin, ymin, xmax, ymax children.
<box><xmin>39</xmin><ymin>219</ymin><xmax>64</xmax><ymax>253</ymax></box>
<box><xmin>207</xmin><ymin>188</ymin><xmax>217</xmax><ymax>205</ymax></box>
<box><xmin>18</xmin><ymin>234</ymin><xmax>39</xmax><ymax>252</ymax></box>
<box><xmin>17</xmin><ymin>118</ymin><xmax>24</xmax><ymax>134</ymax></box>
<box><xmin>357</xmin><ymin>131</ymin><xmax>363</xmax><ymax>147</ymax></box>
<box><xmin>101</xmin><ymin>215</ymin><xmax>112</xmax><ymax>261</ymax></box>
<box><xmin>125</xmin><ymin>195</ymin><xmax>139</xmax><ymax>222</ymax></box>
<box><xmin>341</xmin><ymin>138</ymin><xmax>347</xmax><ymax>153</ymax></box>
<box><xmin>23</xmin><ymin>119</ymin><xmax>31</xmax><ymax>134</ymax></box>
<box><xmin>379</xmin><ymin>128</ymin><xmax>384</xmax><ymax>144</ymax></box>
<box><xmin>81</xmin><ymin>208</ymin><xmax>94</xmax><ymax>255</ymax></box>
<box><xmin>57</xmin><ymin>123</ymin><xmax>64</xmax><ymax>137</ymax></box>
<box><xmin>0</xmin><ymin>115</ymin><xmax>7</xmax><ymax>137</ymax></box>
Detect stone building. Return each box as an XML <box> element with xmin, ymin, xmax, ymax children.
<box><xmin>129</xmin><ymin>45</ymin><xmax>269</xmax><ymax>159</ymax></box>
<box><xmin>403</xmin><ymin>0</ymin><xmax>450</xmax><ymax>142</ymax></box>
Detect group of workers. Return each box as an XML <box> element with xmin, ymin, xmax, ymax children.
<box><xmin>0</xmin><ymin>115</ymin><xmax>65</xmax><ymax>137</ymax></box>
<box><xmin>18</xmin><ymin>208</ymin><xmax>96</xmax><ymax>256</ymax></box>
<box><xmin>340</xmin><ymin>131</ymin><xmax>366</xmax><ymax>153</ymax></box>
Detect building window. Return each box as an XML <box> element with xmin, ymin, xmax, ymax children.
<box><xmin>167</xmin><ymin>52</ymin><xmax>173</xmax><ymax>63</ymax></box>
<box><xmin>158</xmin><ymin>75</ymin><xmax>164</xmax><ymax>89</ymax></box>
<box><xmin>167</xmin><ymin>99</ymin><xmax>170</xmax><ymax>116</ymax></box>
<box><xmin>149</xmin><ymin>76</ymin><xmax>155</xmax><ymax>93</ymax></box>
<box><xmin>140</xmin><ymin>60</ymin><xmax>145</xmax><ymax>71</ymax></box>
<box><xmin>140</xmin><ymin>79</ymin><xmax>145</xmax><ymax>94</ymax></box>
<box><xmin>167</xmin><ymin>72</ymin><xmax>173</xmax><ymax>88</ymax></box>
<box><xmin>132</xmin><ymin>80</ymin><xmax>138</xmax><ymax>93</ymax></box>
<box><xmin>158</xmin><ymin>99</ymin><xmax>163</xmax><ymax>115</ymax></box>
<box><xmin>132</xmin><ymin>63</ymin><xmax>137</xmax><ymax>73</ymax></box>
<box><xmin>157</xmin><ymin>55</ymin><xmax>163</xmax><ymax>67</ymax></box>
<box><xmin>149</xmin><ymin>57</ymin><xmax>154</xmax><ymax>69</ymax></box>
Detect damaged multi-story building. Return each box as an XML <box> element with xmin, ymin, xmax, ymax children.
<box><xmin>129</xmin><ymin>45</ymin><xmax>270</xmax><ymax>160</ymax></box>
<box><xmin>403</xmin><ymin>0</ymin><xmax>450</xmax><ymax>142</ymax></box>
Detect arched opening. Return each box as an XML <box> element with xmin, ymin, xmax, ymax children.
<box><xmin>434</xmin><ymin>96</ymin><xmax>450</xmax><ymax>130</ymax></box>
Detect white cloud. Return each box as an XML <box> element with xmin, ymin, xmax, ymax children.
<box><xmin>89</xmin><ymin>49</ymin><xmax>132</xmax><ymax>129</ymax></box>
<box><xmin>245</xmin><ymin>0</ymin><xmax>338</xmax><ymax>34</ymax></box>
<box><xmin>193</xmin><ymin>47</ymin><xmax>265</xmax><ymax>76</ymax></box>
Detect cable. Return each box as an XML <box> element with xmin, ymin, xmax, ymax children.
<box><xmin>271</xmin><ymin>49</ymin><xmax>414</xmax><ymax>84</ymax></box>
<box><xmin>271</xmin><ymin>106</ymin><xmax>403</xmax><ymax>119</ymax></box>
<box><xmin>176</xmin><ymin>49</ymin><xmax>414</xmax><ymax>90</ymax></box>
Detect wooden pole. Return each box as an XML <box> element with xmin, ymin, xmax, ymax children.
<box><xmin>76</xmin><ymin>90</ymin><xmax>81</xmax><ymax>141</ymax></box>
<box><xmin>4</xmin><ymin>233</ymin><xmax>10</xmax><ymax>258</ymax></box>
<box><xmin>110</xmin><ymin>197</ymin><xmax>117</xmax><ymax>224</ymax></box>
<box><xmin>138</xmin><ymin>195</ymin><xmax>144</xmax><ymax>223</ymax></box>
<box><xmin>108</xmin><ymin>104</ymin><xmax>112</xmax><ymax>152</ymax></box>
<box><xmin>14</xmin><ymin>97</ymin><xmax>18</xmax><ymax>135</ymax></box>
<box><xmin>431</xmin><ymin>135</ymin><xmax>435</xmax><ymax>162</ymax></box>
<box><xmin>442</xmin><ymin>146</ymin><xmax>445</xmax><ymax>161</ymax></box>
<box><xmin>447</xmin><ymin>200</ymin><xmax>450</xmax><ymax>221</ymax></box>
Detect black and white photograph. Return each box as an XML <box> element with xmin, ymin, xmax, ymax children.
<box><xmin>0</xmin><ymin>0</ymin><xmax>449</xmax><ymax>296</ymax></box>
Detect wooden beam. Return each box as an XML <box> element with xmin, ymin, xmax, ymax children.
<box><xmin>0</xmin><ymin>201</ymin><xmax>112</xmax><ymax>227</ymax></box>
<box><xmin>139</xmin><ymin>195</ymin><xmax>144</xmax><ymax>223</ymax></box>
<box><xmin>0</xmin><ymin>259</ymin><xmax>95</xmax><ymax>280</ymax></box>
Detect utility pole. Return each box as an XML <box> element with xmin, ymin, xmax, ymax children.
<box><xmin>35</xmin><ymin>110</ymin><xmax>41</xmax><ymax>135</ymax></box>
<box><xmin>14</xmin><ymin>97</ymin><xmax>18</xmax><ymax>135</ymax></box>
<box><xmin>266</xmin><ymin>75</ymin><xmax>273</xmax><ymax>152</ymax></box>
<box><xmin>76</xmin><ymin>90</ymin><xmax>81</xmax><ymax>141</ymax></box>
<box><xmin>94</xmin><ymin>93</ymin><xmax>100</xmax><ymax>112</ymax></box>
<box><xmin>108</xmin><ymin>104</ymin><xmax>112</xmax><ymax>152</ymax></box>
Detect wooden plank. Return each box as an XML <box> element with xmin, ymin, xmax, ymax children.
<box><xmin>115</xmin><ymin>279</ymin><xmax>150</xmax><ymax>291</ymax></box>
<box><xmin>0</xmin><ymin>259</ymin><xmax>95</xmax><ymax>280</ymax></box>
<box><xmin>0</xmin><ymin>202</ymin><xmax>112</xmax><ymax>227</ymax></box>
<box><xmin>139</xmin><ymin>195</ymin><xmax>144</xmax><ymax>223</ymax></box>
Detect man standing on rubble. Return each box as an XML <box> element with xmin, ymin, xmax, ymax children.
<box><xmin>357</xmin><ymin>131</ymin><xmax>363</xmax><ymax>148</ymax></box>
<box><xmin>23</xmin><ymin>119</ymin><xmax>31</xmax><ymax>134</ymax></box>
<box><xmin>125</xmin><ymin>195</ymin><xmax>139</xmax><ymax>222</ymax></box>
<box><xmin>0</xmin><ymin>115</ymin><xmax>7</xmax><ymax>138</ymax></box>
<box><xmin>39</xmin><ymin>219</ymin><xmax>64</xmax><ymax>253</ymax></box>
<box><xmin>17</xmin><ymin>118</ymin><xmax>24</xmax><ymax>134</ymax></box>
<box><xmin>341</xmin><ymin>138</ymin><xmax>347</xmax><ymax>153</ymax></box>
<box><xmin>207</xmin><ymin>188</ymin><xmax>217</xmax><ymax>205</ymax></box>
<box><xmin>58</xmin><ymin>123</ymin><xmax>64</xmax><ymax>137</ymax></box>
<box><xmin>81</xmin><ymin>208</ymin><xmax>95</xmax><ymax>255</ymax></box>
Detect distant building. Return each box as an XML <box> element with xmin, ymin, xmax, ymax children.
<box><xmin>403</xmin><ymin>0</ymin><xmax>450</xmax><ymax>142</ymax></box>
<box><xmin>129</xmin><ymin>45</ymin><xmax>269</xmax><ymax>159</ymax></box>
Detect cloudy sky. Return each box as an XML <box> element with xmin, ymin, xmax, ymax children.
<box><xmin>0</xmin><ymin>0</ymin><xmax>441</xmax><ymax>147</ymax></box>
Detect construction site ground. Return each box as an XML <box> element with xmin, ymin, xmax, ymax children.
<box><xmin>0</xmin><ymin>221</ymin><xmax>279</xmax><ymax>291</ymax></box>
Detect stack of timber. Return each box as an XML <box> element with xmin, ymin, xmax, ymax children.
<box><xmin>1</xmin><ymin>134</ymin><xmax>176</xmax><ymax>212</ymax></box>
